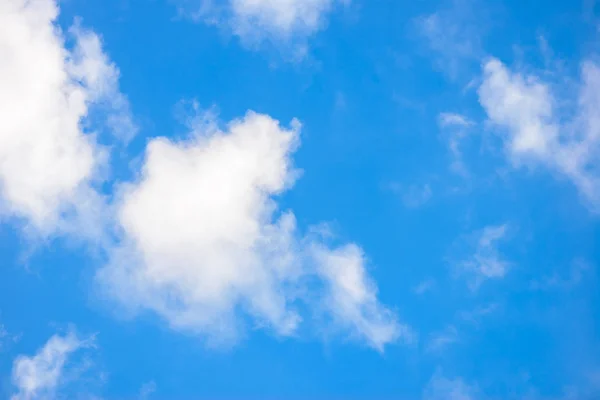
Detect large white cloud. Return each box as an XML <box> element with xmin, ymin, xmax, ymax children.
<box><xmin>11</xmin><ymin>331</ymin><xmax>93</xmax><ymax>400</ymax></box>
<box><xmin>478</xmin><ymin>58</ymin><xmax>600</xmax><ymax>209</ymax></box>
<box><xmin>0</xmin><ymin>0</ymin><xmax>134</xmax><ymax>236</ymax></box>
<box><xmin>97</xmin><ymin>110</ymin><xmax>406</xmax><ymax>350</ymax></box>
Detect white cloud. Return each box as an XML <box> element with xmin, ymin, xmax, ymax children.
<box><xmin>310</xmin><ymin>242</ymin><xmax>411</xmax><ymax>350</ymax></box>
<box><xmin>438</xmin><ymin>112</ymin><xmax>474</xmax><ymax>178</ymax></box>
<box><xmin>231</xmin><ymin>0</ymin><xmax>340</xmax><ymax>38</ymax></box>
<box><xmin>0</xmin><ymin>0</ymin><xmax>134</xmax><ymax>237</ymax></box>
<box><xmin>179</xmin><ymin>0</ymin><xmax>347</xmax><ymax>51</ymax></box>
<box><xmin>97</xmin><ymin>110</ymin><xmax>405</xmax><ymax>350</ymax></box>
<box><xmin>458</xmin><ymin>224</ymin><xmax>510</xmax><ymax>290</ymax></box>
<box><xmin>423</xmin><ymin>373</ymin><xmax>478</xmax><ymax>400</ymax></box>
<box><xmin>11</xmin><ymin>331</ymin><xmax>94</xmax><ymax>400</ymax></box>
<box><xmin>439</xmin><ymin>112</ymin><xmax>475</xmax><ymax>128</ymax></box>
<box><xmin>478</xmin><ymin>57</ymin><xmax>600</xmax><ymax>210</ymax></box>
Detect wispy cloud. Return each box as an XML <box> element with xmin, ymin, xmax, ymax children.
<box><xmin>458</xmin><ymin>303</ymin><xmax>499</xmax><ymax>326</ymax></box>
<box><xmin>415</xmin><ymin>0</ymin><xmax>487</xmax><ymax>80</ymax></box>
<box><xmin>403</xmin><ymin>184</ymin><xmax>433</xmax><ymax>208</ymax></box>
<box><xmin>387</xmin><ymin>182</ymin><xmax>433</xmax><ymax>208</ymax></box>
<box><xmin>455</xmin><ymin>224</ymin><xmax>511</xmax><ymax>290</ymax></box>
<box><xmin>438</xmin><ymin>112</ymin><xmax>476</xmax><ymax>177</ymax></box>
<box><xmin>478</xmin><ymin>56</ymin><xmax>600</xmax><ymax>211</ymax></box>
<box><xmin>530</xmin><ymin>259</ymin><xmax>591</xmax><ymax>291</ymax></box>
<box><xmin>439</xmin><ymin>113</ymin><xmax>475</xmax><ymax>128</ymax></box>
<box><xmin>427</xmin><ymin>325</ymin><xmax>459</xmax><ymax>353</ymax></box>
<box><xmin>11</xmin><ymin>330</ymin><xmax>96</xmax><ymax>400</ymax></box>
<box><xmin>0</xmin><ymin>322</ymin><xmax>21</xmax><ymax>352</ymax></box>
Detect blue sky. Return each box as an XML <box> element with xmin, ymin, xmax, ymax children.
<box><xmin>0</xmin><ymin>0</ymin><xmax>599</xmax><ymax>398</ymax></box>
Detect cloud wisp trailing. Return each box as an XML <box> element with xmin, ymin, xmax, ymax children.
<box><xmin>11</xmin><ymin>331</ymin><xmax>95</xmax><ymax>400</ymax></box>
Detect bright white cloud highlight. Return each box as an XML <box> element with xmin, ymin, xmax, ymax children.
<box><xmin>97</xmin><ymin>110</ymin><xmax>405</xmax><ymax>350</ymax></box>
<box><xmin>181</xmin><ymin>0</ymin><xmax>346</xmax><ymax>50</ymax></box>
<box><xmin>231</xmin><ymin>0</ymin><xmax>339</xmax><ymax>38</ymax></box>
<box><xmin>478</xmin><ymin>58</ymin><xmax>600</xmax><ymax>209</ymax></box>
<box><xmin>11</xmin><ymin>331</ymin><xmax>93</xmax><ymax>400</ymax></box>
<box><xmin>0</xmin><ymin>0</ymin><xmax>134</xmax><ymax>235</ymax></box>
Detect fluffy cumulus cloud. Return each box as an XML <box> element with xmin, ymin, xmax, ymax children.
<box><xmin>478</xmin><ymin>58</ymin><xmax>600</xmax><ymax>210</ymax></box>
<box><xmin>11</xmin><ymin>331</ymin><xmax>93</xmax><ymax>400</ymax></box>
<box><xmin>2</xmin><ymin>0</ymin><xmax>401</xmax><ymax>352</ymax></box>
<box><xmin>0</xmin><ymin>0</ymin><xmax>134</xmax><ymax>236</ymax></box>
<box><xmin>179</xmin><ymin>0</ymin><xmax>347</xmax><ymax>50</ymax></box>
<box><xmin>97</xmin><ymin>110</ymin><xmax>405</xmax><ymax>350</ymax></box>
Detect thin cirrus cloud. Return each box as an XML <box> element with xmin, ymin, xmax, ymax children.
<box><xmin>96</xmin><ymin>110</ymin><xmax>408</xmax><ymax>351</ymax></box>
<box><xmin>0</xmin><ymin>0</ymin><xmax>134</xmax><ymax>238</ymax></box>
<box><xmin>10</xmin><ymin>331</ymin><xmax>94</xmax><ymax>400</ymax></box>
<box><xmin>478</xmin><ymin>57</ymin><xmax>600</xmax><ymax>210</ymax></box>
